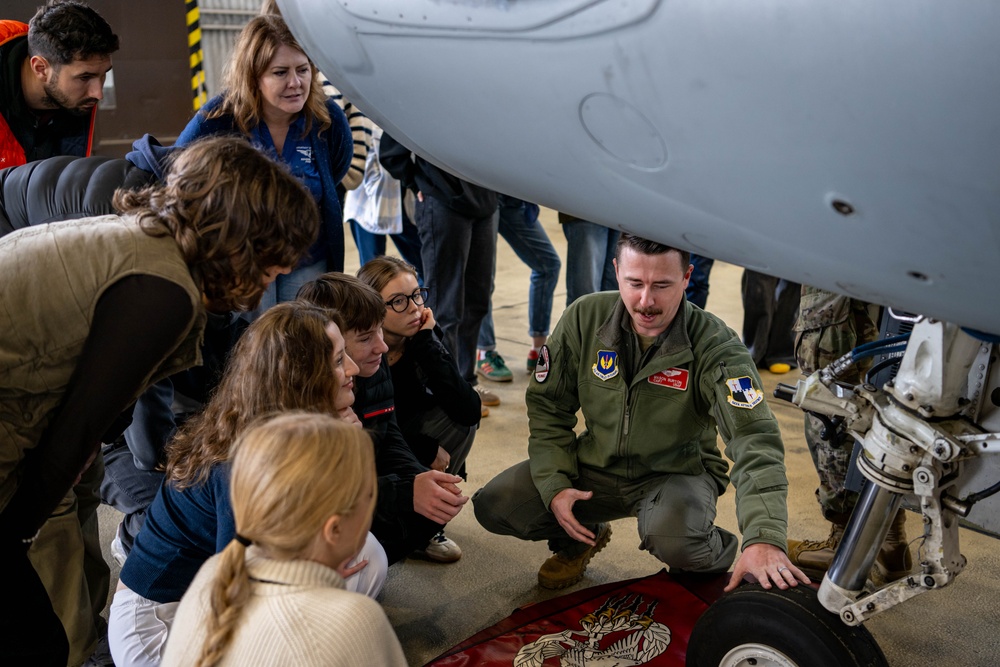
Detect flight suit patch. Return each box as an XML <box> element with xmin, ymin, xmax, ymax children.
<box><xmin>534</xmin><ymin>345</ymin><xmax>551</xmax><ymax>383</ymax></box>
<box><xmin>726</xmin><ymin>376</ymin><xmax>764</xmax><ymax>409</ymax></box>
<box><xmin>593</xmin><ymin>350</ymin><xmax>619</xmax><ymax>381</ymax></box>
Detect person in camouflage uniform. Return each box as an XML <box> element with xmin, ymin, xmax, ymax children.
<box><xmin>787</xmin><ymin>287</ymin><xmax>912</xmax><ymax>582</ymax></box>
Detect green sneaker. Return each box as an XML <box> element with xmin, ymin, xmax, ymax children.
<box><xmin>477</xmin><ymin>350</ymin><xmax>513</xmax><ymax>382</ymax></box>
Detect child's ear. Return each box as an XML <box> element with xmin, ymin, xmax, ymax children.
<box><xmin>321</xmin><ymin>514</ymin><xmax>342</xmax><ymax>547</ymax></box>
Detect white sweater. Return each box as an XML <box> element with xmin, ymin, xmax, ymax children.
<box><xmin>162</xmin><ymin>549</ymin><xmax>407</xmax><ymax>667</ymax></box>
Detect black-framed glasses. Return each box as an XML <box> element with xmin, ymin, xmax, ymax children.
<box><xmin>385</xmin><ymin>288</ymin><xmax>429</xmax><ymax>313</ymax></box>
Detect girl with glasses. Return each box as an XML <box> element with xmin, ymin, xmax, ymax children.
<box><xmin>358</xmin><ymin>256</ymin><xmax>482</xmax><ymax>563</ymax></box>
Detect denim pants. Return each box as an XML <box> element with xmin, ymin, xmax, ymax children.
<box><xmin>415</xmin><ymin>196</ymin><xmax>498</xmax><ymax>383</ymax></box>
<box><xmin>473</xmin><ymin>460</ymin><xmax>737</xmax><ymax>572</ymax></box>
<box><xmin>478</xmin><ymin>197</ymin><xmax>561</xmax><ymax>349</ymax></box>
<box><xmin>561</xmin><ymin>219</ymin><xmax>619</xmax><ymax>306</ymax></box>
<box><xmin>252</xmin><ymin>258</ymin><xmax>327</xmax><ymax>319</ymax></box>
<box><xmin>686</xmin><ymin>254</ymin><xmax>715</xmax><ymax>309</ymax></box>
<box><xmin>350</xmin><ymin>214</ymin><xmax>425</xmax><ymax>280</ymax></box>
<box><xmin>101</xmin><ymin>441</ymin><xmax>164</xmax><ymax>553</ymax></box>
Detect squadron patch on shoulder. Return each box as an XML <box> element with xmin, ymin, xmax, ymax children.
<box><xmin>592</xmin><ymin>350</ymin><xmax>619</xmax><ymax>381</ymax></box>
<box><xmin>649</xmin><ymin>367</ymin><xmax>689</xmax><ymax>391</ymax></box>
<box><xmin>726</xmin><ymin>376</ymin><xmax>764</xmax><ymax>409</ymax></box>
<box><xmin>534</xmin><ymin>345</ymin><xmax>551</xmax><ymax>383</ymax></box>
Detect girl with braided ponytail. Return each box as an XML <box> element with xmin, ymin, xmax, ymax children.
<box><xmin>109</xmin><ymin>301</ymin><xmax>386</xmax><ymax>666</ymax></box>
<box><xmin>163</xmin><ymin>412</ymin><xmax>406</xmax><ymax>667</ymax></box>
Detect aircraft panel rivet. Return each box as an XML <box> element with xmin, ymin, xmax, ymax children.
<box><xmin>831</xmin><ymin>199</ymin><xmax>855</xmax><ymax>215</ymax></box>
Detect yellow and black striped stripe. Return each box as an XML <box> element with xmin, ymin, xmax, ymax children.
<box><xmin>186</xmin><ymin>0</ymin><xmax>209</xmax><ymax>111</ymax></box>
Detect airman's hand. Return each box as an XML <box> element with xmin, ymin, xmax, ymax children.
<box><xmin>725</xmin><ymin>542</ymin><xmax>811</xmax><ymax>592</ymax></box>
<box><xmin>550</xmin><ymin>488</ymin><xmax>596</xmax><ymax>545</ymax></box>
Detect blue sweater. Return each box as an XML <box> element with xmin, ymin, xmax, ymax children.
<box><xmin>175</xmin><ymin>95</ymin><xmax>352</xmax><ymax>271</ymax></box>
<box><xmin>119</xmin><ymin>465</ymin><xmax>235</xmax><ymax>603</ymax></box>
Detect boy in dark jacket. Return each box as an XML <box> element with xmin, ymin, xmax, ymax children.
<box><xmin>297</xmin><ymin>272</ymin><xmax>470</xmax><ymax>565</ymax></box>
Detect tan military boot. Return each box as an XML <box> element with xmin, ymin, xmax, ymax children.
<box><xmin>538</xmin><ymin>524</ymin><xmax>612</xmax><ymax>590</ymax></box>
<box><xmin>786</xmin><ymin>521</ymin><xmax>846</xmax><ymax>581</ymax></box>
<box><xmin>872</xmin><ymin>510</ymin><xmax>913</xmax><ymax>584</ymax></box>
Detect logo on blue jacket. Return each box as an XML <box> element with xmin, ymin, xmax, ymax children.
<box><xmin>593</xmin><ymin>350</ymin><xmax>619</xmax><ymax>381</ymax></box>
<box><xmin>726</xmin><ymin>376</ymin><xmax>764</xmax><ymax>409</ymax></box>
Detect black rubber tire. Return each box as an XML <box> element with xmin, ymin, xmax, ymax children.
<box><xmin>685</xmin><ymin>583</ymin><xmax>888</xmax><ymax>667</ymax></box>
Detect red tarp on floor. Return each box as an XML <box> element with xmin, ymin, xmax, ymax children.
<box><xmin>425</xmin><ymin>570</ymin><xmax>730</xmax><ymax>667</ymax></box>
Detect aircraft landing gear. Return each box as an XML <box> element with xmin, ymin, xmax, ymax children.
<box><xmin>685</xmin><ymin>584</ymin><xmax>887</xmax><ymax>667</ymax></box>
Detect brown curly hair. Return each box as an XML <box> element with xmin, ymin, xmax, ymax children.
<box><xmin>113</xmin><ymin>136</ymin><xmax>319</xmax><ymax>312</ymax></box>
<box><xmin>164</xmin><ymin>301</ymin><xmax>344</xmax><ymax>489</ymax></box>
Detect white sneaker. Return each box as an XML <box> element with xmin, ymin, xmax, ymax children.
<box><xmin>110</xmin><ymin>522</ymin><xmax>128</xmax><ymax>568</ymax></box>
<box><xmin>416</xmin><ymin>531</ymin><xmax>462</xmax><ymax>563</ymax></box>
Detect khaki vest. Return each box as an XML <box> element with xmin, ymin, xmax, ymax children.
<box><xmin>0</xmin><ymin>214</ymin><xmax>205</xmax><ymax>510</ymax></box>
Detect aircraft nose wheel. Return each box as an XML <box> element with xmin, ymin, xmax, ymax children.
<box><xmin>716</xmin><ymin>643</ymin><xmax>797</xmax><ymax>667</ymax></box>
<box><xmin>685</xmin><ymin>583</ymin><xmax>888</xmax><ymax>667</ymax></box>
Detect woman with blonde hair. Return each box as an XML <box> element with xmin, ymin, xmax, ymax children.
<box><xmin>176</xmin><ymin>14</ymin><xmax>353</xmax><ymax>309</ymax></box>
<box><xmin>163</xmin><ymin>412</ymin><xmax>406</xmax><ymax>667</ymax></box>
<box><xmin>0</xmin><ymin>135</ymin><xmax>317</xmax><ymax>666</ymax></box>
<box><xmin>109</xmin><ymin>301</ymin><xmax>384</xmax><ymax>666</ymax></box>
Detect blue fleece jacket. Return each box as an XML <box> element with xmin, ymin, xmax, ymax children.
<box><xmin>175</xmin><ymin>96</ymin><xmax>352</xmax><ymax>271</ymax></box>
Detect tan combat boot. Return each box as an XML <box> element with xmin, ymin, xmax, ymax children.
<box><xmin>538</xmin><ymin>524</ymin><xmax>612</xmax><ymax>590</ymax></box>
<box><xmin>786</xmin><ymin>520</ymin><xmax>846</xmax><ymax>581</ymax></box>
<box><xmin>872</xmin><ymin>510</ymin><xmax>913</xmax><ymax>584</ymax></box>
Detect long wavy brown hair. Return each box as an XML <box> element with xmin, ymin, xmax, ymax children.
<box><xmin>209</xmin><ymin>14</ymin><xmax>330</xmax><ymax>138</ymax></box>
<box><xmin>164</xmin><ymin>301</ymin><xmax>344</xmax><ymax>489</ymax></box>
<box><xmin>113</xmin><ymin>136</ymin><xmax>319</xmax><ymax>312</ymax></box>
<box><xmin>194</xmin><ymin>412</ymin><xmax>375</xmax><ymax>667</ymax></box>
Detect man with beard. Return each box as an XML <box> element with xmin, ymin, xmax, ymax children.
<box><xmin>475</xmin><ymin>232</ymin><xmax>808</xmax><ymax>594</ymax></box>
<box><xmin>1</xmin><ymin>1</ymin><xmax>118</xmax><ymax>167</ymax></box>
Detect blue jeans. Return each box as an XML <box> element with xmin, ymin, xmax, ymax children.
<box><xmin>252</xmin><ymin>258</ymin><xmax>327</xmax><ymax>319</ymax></box>
<box><xmin>561</xmin><ymin>218</ymin><xmax>619</xmax><ymax>306</ymax></box>
<box><xmin>478</xmin><ymin>197</ymin><xmax>561</xmax><ymax>349</ymax></box>
<box><xmin>415</xmin><ymin>197</ymin><xmax>499</xmax><ymax>383</ymax></box>
<box><xmin>686</xmin><ymin>254</ymin><xmax>715</xmax><ymax>309</ymax></box>
<box><xmin>350</xmin><ymin>213</ymin><xmax>425</xmax><ymax>281</ymax></box>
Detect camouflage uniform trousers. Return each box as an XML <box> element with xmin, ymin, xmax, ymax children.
<box><xmin>794</xmin><ymin>286</ymin><xmax>880</xmax><ymax>523</ymax></box>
